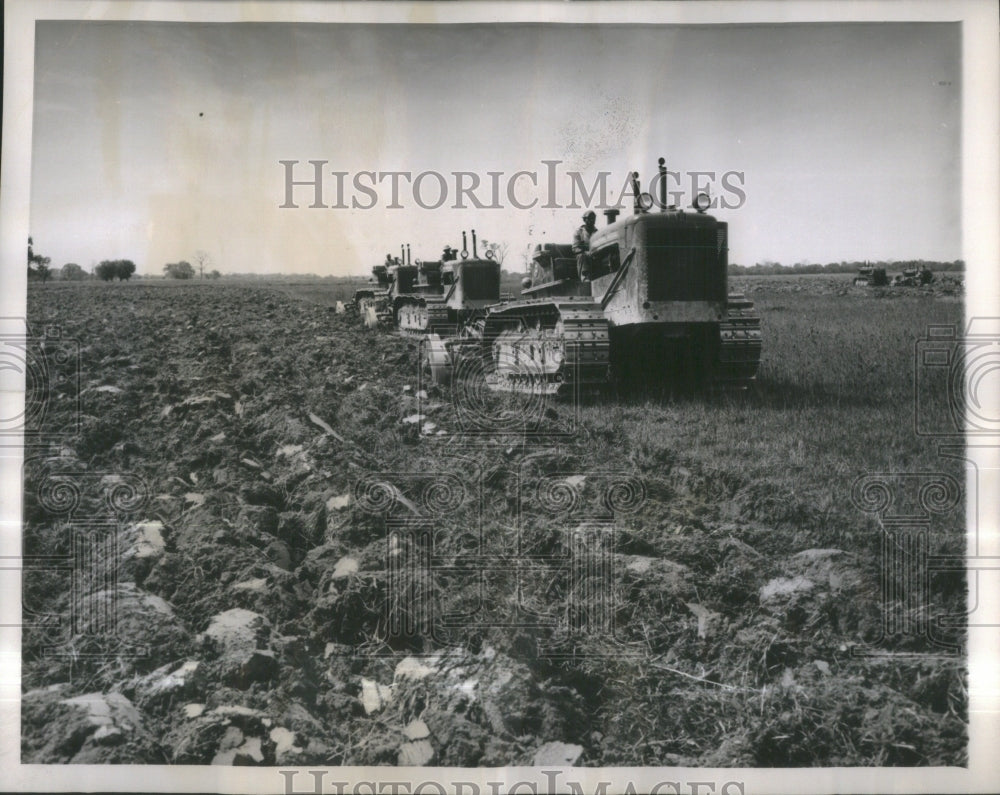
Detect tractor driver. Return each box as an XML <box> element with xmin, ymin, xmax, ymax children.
<box><xmin>573</xmin><ymin>210</ymin><xmax>598</xmax><ymax>281</ymax></box>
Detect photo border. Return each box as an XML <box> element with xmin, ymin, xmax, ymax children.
<box><xmin>2</xmin><ymin>1</ymin><xmax>997</xmax><ymax>793</ymax></box>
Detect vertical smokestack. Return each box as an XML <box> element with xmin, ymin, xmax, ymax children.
<box><xmin>471</xmin><ymin>229</ymin><xmax>478</xmax><ymax>258</ymax></box>
<box><xmin>462</xmin><ymin>231</ymin><xmax>468</xmax><ymax>258</ymax></box>
<box><xmin>631</xmin><ymin>171</ymin><xmax>642</xmax><ymax>215</ymax></box>
<box><xmin>658</xmin><ymin>158</ymin><xmax>667</xmax><ymax>212</ymax></box>
<box><xmin>406</xmin><ymin>244</ymin><xmax>411</xmax><ymax>266</ymax></box>
<box><xmin>400</xmin><ymin>244</ymin><xmax>405</xmax><ymax>264</ymax></box>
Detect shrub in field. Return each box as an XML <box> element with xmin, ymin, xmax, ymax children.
<box><xmin>29</xmin><ymin>262</ymin><xmax>52</xmax><ymax>282</ymax></box>
<box><xmin>26</xmin><ymin>236</ymin><xmax>53</xmax><ymax>282</ymax></box>
<box><xmin>96</xmin><ymin>259</ymin><xmax>137</xmax><ymax>281</ymax></box>
<box><xmin>163</xmin><ymin>260</ymin><xmax>195</xmax><ymax>279</ymax></box>
<box><xmin>95</xmin><ymin>261</ymin><xmax>115</xmax><ymax>281</ymax></box>
<box><xmin>60</xmin><ymin>262</ymin><xmax>86</xmax><ymax>281</ymax></box>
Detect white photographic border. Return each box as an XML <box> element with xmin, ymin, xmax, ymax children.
<box><xmin>2</xmin><ymin>2</ymin><xmax>997</xmax><ymax>793</ymax></box>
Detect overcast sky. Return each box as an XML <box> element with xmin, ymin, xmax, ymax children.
<box><xmin>30</xmin><ymin>21</ymin><xmax>960</xmax><ymax>275</ymax></box>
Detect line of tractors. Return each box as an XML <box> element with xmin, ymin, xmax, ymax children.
<box><xmin>853</xmin><ymin>264</ymin><xmax>936</xmax><ymax>287</ymax></box>
<box><xmin>352</xmin><ymin>157</ymin><xmax>763</xmax><ymax>396</ymax></box>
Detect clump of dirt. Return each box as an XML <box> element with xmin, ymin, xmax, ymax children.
<box><xmin>22</xmin><ymin>686</ymin><xmax>166</xmax><ymax>763</ymax></box>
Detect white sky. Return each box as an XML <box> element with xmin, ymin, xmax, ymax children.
<box><xmin>30</xmin><ymin>21</ymin><xmax>960</xmax><ymax>275</ymax></box>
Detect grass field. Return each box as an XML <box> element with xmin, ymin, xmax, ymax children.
<box><xmin>20</xmin><ymin>277</ymin><xmax>966</xmax><ymax>766</ymax></box>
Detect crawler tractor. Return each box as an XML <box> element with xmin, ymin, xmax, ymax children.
<box><xmin>853</xmin><ymin>264</ymin><xmax>889</xmax><ymax>287</ymax></box>
<box><xmin>357</xmin><ymin>245</ymin><xmax>443</xmax><ymax>329</ymax></box>
<box><xmin>354</xmin><ymin>260</ymin><xmax>393</xmax><ymax>327</ymax></box>
<box><xmin>387</xmin><ymin>243</ymin><xmax>447</xmax><ymax>330</ymax></box>
<box><xmin>426</xmin><ymin>157</ymin><xmax>762</xmax><ymax>395</ymax></box>
<box><xmin>398</xmin><ymin>231</ymin><xmax>502</xmax><ymax>338</ymax></box>
<box><xmin>892</xmin><ymin>266</ymin><xmax>934</xmax><ymax>287</ymax></box>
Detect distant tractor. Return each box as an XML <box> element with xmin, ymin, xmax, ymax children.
<box><xmin>356</xmin><ymin>244</ymin><xmax>443</xmax><ymax>329</ymax></box>
<box><xmin>354</xmin><ymin>259</ymin><xmax>393</xmax><ymax>327</ymax></box>
<box><xmin>893</xmin><ymin>267</ymin><xmax>919</xmax><ymax>287</ymax></box>
<box><xmin>408</xmin><ymin>232</ymin><xmax>512</xmax><ymax>383</ymax></box>
<box><xmin>388</xmin><ymin>243</ymin><xmax>447</xmax><ymax>329</ymax></box>
<box><xmin>892</xmin><ymin>265</ymin><xmax>935</xmax><ymax>287</ymax></box>
<box><xmin>853</xmin><ymin>264</ymin><xmax>889</xmax><ymax>287</ymax></box>
<box><xmin>400</xmin><ymin>230</ymin><xmax>502</xmax><ymax>339</ymax></box>
<box><xmin>425</xmin><ymin>157</ymin><xmax>762</xmax><ymax>394</ymax></box>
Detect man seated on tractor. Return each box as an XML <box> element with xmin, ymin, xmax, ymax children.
<box><xmin>573</xmin><ymin>210</ymin><xmax>598</xmax><ymax>281</ymax></box>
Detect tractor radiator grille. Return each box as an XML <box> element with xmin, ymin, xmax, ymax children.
<box><xmin>396</xmin><ymin>268</ymin><xmax>418</xmax><ymax>292</ymax></box>
<box><xmin>646</xmin><ymin>225</ymin><xmax>721</xmax><ymax>302</ymax></box>
<box><xmin>461</xmin><ymin>266</ymin><xmax>500</xmax><ymax>301</ymax></box>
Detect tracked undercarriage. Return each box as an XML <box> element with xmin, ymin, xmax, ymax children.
<box><xmin>396</xmin><ymin>297</ymin><xmax>451</xmax><ymax>336</ymax></box>
<box><xmin>353</xmin><ymin>261</ymin><xmax>393</xmax><ymax>328</ymax></box>
<box><xmin>482</xmin><ymin>299</ymin><xmax>610</xmax><ymax>395</ymax></box>
<box><xmin>476</xmin><ymin>293</ymin><xmax>760</xmax><ymax>396</ymax></box>
<box><xmin>355</xmin><ymin>288</ymin><xmax>393</xmax><ymax>328</ymax></box>
<box><xmin>715</xmin><ymin>293</ymin><xmax>763</xmax><ymax>387</ymax></box>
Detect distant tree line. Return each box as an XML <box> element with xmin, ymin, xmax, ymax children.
<box><xmin>729</xmin><ymin>259</ymin><xmax>964</xmax><ymax>275</ymax></box>
<box><xmin>27</xmin><ymin>236</ymin><xmax>231</xmax><ymax>283</ymax></box>
<box><xmin>28</xmin><ymin>259</ymin><xmax>137</xmax><ymax>281</ymax></box>
<box><xmin>28</xmin><ymin>237</ymin><xmax>143</xmax><ymax>282</ymax></box>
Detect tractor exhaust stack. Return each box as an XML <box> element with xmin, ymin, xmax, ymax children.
<box><xmin>658</xmin><ymin>158</ymin><xmax>667</xmax><ymax>212</ymax></box>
